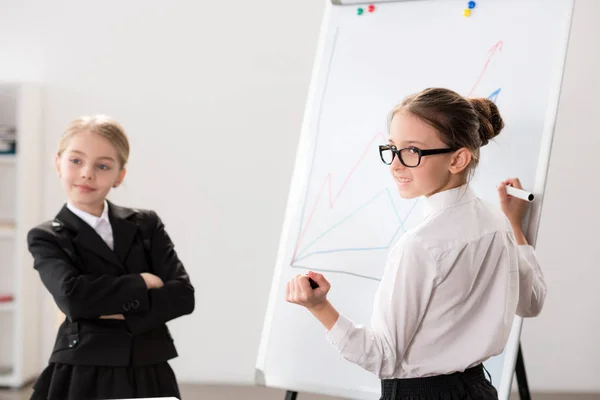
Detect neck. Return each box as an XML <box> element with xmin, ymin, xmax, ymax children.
<box><xmin>70</xmin><ymin>200</ymin><xmax>105</xmax><ymax>217</ymax></box>
<box><xmin>425</xmin><ymin>176</ymin><xmax>467</xmax><ymax>198</ymax></box>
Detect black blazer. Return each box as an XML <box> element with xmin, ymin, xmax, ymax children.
<box><xmin>27</xmin><ymin>201</ymin><xmax>195</xmax><ymax>367</ymax></box>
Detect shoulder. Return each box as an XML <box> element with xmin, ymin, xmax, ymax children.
<box><xmin>129</xmin><ymin>207</ymin><xmax>159</xmax><ymax>224</ymax></box>
<box><xmin>109</xmin><ymin>202</ymin><xmax>160</xmax><ymax>227</ymax></box>
<box><xmin>26</xmin><ymin>219</ymin><xmax>74</xmax><ymax>259</ymax></box>
<box><xmin>478</xmin><ymin>197</ymin><xmax>513</xmax><ymax>230</ymax></box>
<box><xmin>415</xmin><ymin>198</ymin><xmax>510</xmax><ymax>251</ymax></box>
<box><xmin>114</xmin><ymin>205</ymin><xmax>172</xmax><ymax>239</ymax></box>
<box><xmin>27</xmin><ymin>220</ymin><xmax>66</xmax><ymax>243</ymax></box>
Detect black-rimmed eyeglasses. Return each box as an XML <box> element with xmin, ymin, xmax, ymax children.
<box><xmin>378</xmin><ymin>145</ymin><xmax>457</xmax><ymax>168</ymax></box>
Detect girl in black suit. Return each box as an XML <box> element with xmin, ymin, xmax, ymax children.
<box><xmin>28</xmin><ymin>115</ymin><xmax>195</xmax><ymax>400</ymax></box>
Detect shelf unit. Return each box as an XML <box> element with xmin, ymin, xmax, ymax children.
<box><xmin>0</xmin><ymin>225</ymin><xmax>15</xmax><ymax>239</ymax></box>
<box><xmin>0</xmin><ymin>83</ymin><xmax>43</xmax><ymax>388</ymax></box>
<box><xmin>0</xmin><ymin>155</ymin><xmax>16</xmax><ymax>166</ymax></box>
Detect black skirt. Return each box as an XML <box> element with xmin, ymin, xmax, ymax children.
<box><xmin>30</xmin><ymin>362</ymin><xmax>181</xmax><ymax>400</ymax></box>
<box><xmin>380</xmin><ymin>364</ymin><xmax>498</xmax><ymax>400</ymax></box>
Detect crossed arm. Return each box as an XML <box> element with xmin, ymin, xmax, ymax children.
<box><xmin>28</xmin><ymin>212</ymin><xmax>195</xmax><ymax>336</ymax></box>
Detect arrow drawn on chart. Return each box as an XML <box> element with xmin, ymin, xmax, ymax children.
<box><xmin>468</xmin><ymin>40</ymin><xmax>503</xmax><ymax>97</ymax></box>
<box><xmin>488</xmin><ymin>88</ymin><xmax>502</xmax><ymax>103</ymax></box>
<box><xmin>292</xmin><ymin>132</ymin><xmax>387</xmax><ymax>262</ymax></box>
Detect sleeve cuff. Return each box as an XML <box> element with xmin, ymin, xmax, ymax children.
<box><xmin>126</xmin><ymin>274</ymin><xmax>151</xmax><ymax>314</ymax></box>
<box><xmin>326</xmin><ymin>314</ymin><xmax>353</xmax><ymax>350</ymax></box>
<box><xmin>518</xmin><ymin>244</ymin><xmax>534</xmax><ymax>252</ymax></box>
<box><xmin>517</xmin><ymin>244</ymin><xmax>536</xmax><ymax>265</ymax></box>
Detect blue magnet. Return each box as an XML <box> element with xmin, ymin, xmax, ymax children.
<box><xmin>468</xmin><ymin>1</ymin><xmax>476</xmax><ymax>9</ymax></box>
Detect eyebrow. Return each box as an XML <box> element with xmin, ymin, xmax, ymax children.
<box><xmin>68</xmin><ymin>149</ymin><xmax>116</xmax><ymax>162</ymax></box>
<box><xmin>388</xmin><ymin>139</ymin><xmax>428</xmax><ymax>147</ymax></box>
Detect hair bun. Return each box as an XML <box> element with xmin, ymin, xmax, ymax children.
<box><xmin>469</xmin><ymin>98</ymin><xmax>504</xmax><ymax>146</ymax></box>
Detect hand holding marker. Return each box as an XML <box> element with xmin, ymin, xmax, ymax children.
<box><xmin>505</xmin><ymin>185</ymin><xmax>534</xmax><ymax>202</ymax></box>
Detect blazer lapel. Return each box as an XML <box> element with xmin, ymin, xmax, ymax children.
<box><xmin>108</xmin><ymin>201</ymin><xmax>138</xmax><ymax>265</ymax></box>
<box><xmin>56</xmin><ymin>205</ymin><xmax>122</xmax><ymax>269</ymax></box>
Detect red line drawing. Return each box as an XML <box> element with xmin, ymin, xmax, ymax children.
<box><xmin>468</xmin><ymin>40</ymin><xmax>503</xmax><ymax>96</ymax></box>
<box><xmin>292</xmin><ymin>132</ymin><xmax>387</xmax><ymax>262</ymax></box>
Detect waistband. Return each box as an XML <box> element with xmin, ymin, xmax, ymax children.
<box><xmin>381</xmin><ymin>364</ymin><xmax>490</xmax><ymax>397</ymax></box>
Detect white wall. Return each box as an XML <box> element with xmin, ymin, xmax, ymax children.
<box><xmin>0</xmin><ymin>0</ymin><xmax>598</xmax><ymax>393</ymax></box>
<box><xmin>0</xmin><ymin>0</ymin><xmax>325</xmax><ymax>384</ymax></box>
<box><xmin>519</xmin><ymin>0</ymin><xmax>600</xmax><ymax>393</ymax></box>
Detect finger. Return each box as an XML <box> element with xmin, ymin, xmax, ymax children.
<box><xmin>497</xmin><ymin>183</ymin><xmax>508</xmax><ymax>203</ymax></box>
<box><xmin>514</xmin><ymin>180</ymin><xmax>523</xmax><ymax>189</ymax></box>
<box><xmin>308</xmin><ymin>271</ymin><xmax>329</xmax><ymax>288</ymax></box>
<box><xmin>293</xmin><ymin>278</ymin><xmax>306</xmax><ymax>302</ymax></box>
<box><xmin>505</xmin><ymin>178</ymin><xmax>523</xmax><ymax>189</ymax></box>
<box><xmin>285</xmin><ymin>281</ymin><xmax>291</xmax><ymax>302</ymax></box>
<box><xmin>298</xmin><ymin>276</ymin><xmax>312</xmax><ymax>295</ymax></box>
<box><xmin>289</xmin><ymin>278</ymin><xmax>296</xmax><ymax>300</ymax></box>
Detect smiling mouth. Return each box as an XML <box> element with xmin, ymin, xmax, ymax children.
<box><xmin>395</xmin><ymin>177</ymin><xmax>412</xmax><ymax>183</ymax></box>
<box><xmin>74</xmin><ymin>185</ymin><xmax>96</xmax><ymax>192</ymax></box>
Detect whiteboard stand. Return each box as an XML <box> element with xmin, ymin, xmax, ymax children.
<box><xmin>515</xmin><ymin>342</ymin><xmax>531</xmax><ymax>400</ymax></box>
<box><xmin>284</xmin><ymin>391</ymin><xmax>297</xmax><ymax>400</ymax></box>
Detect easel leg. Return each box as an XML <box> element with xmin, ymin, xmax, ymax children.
<box><xmin>515</xmin><ymin>342</ymin><xmax>530</xmax><ymax>400</ymax></box>
<box><xmin>285</xmin><ymin>391</ymin><xmax>298</xmax><ymax>400</ymax></box>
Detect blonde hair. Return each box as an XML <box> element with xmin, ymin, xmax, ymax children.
<box><xmin>57</xmin><ymin>115</ymin><xmax>130</xmax><ymax>168</ymax></box>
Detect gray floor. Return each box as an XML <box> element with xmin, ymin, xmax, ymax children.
<box><xmin>0</xmin><ymin>384</ymin><xmax>599</xmax><ymax>400</ymax></box>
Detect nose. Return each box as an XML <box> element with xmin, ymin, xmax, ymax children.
<box><xmin>80</xmin><ymin>165</ymin><xmax>94</xmax><ymax>180</ymax></box>
<box><xmin>390</xmin><ymin>154</ymin><xmax>406</xmax><ymax>171</ymax></box>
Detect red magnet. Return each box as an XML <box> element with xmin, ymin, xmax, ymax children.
<box><xmin>368</xmin><ymin>4</ymin><xmax>375</xmax><ymax>12</ymax></box>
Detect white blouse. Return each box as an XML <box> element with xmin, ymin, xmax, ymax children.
<box><xmin>326</xmin><ymin>185</ymin><xmax>546</xmax><ymax>379</ymax></box>
<box><xmin>67</xmin><ymin>200</ymin><xmax>114</xmax><ymax>250</ymax></box>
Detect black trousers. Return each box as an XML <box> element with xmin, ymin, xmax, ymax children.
<box><xmin>380</xmin><ymin>364</ymin><xmax>498</xmax><ymax>400</ymax></box>
<box><xmin>30</xmin><ymin>362</ymin><xmax>181</xmax><ymax>400</ymax></box>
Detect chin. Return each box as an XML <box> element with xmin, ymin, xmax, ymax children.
<box><xmin>70</xmin><ymin>193</ymin><xmax>101</xmax><ymax>205</ymax></box>
<box><xmin>396</xmin><ymin>187</ymin><xmax>421</xmax><ymax>200</ymax></box>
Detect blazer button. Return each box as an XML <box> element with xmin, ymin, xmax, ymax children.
<box><xmin>51</xmin><ymin>221</ymin><xmax>63</xmax><ymax>232</ymax></box>
<box><xmin>68</xmin><ymin>339</ymin><xmax>78</xmax><ymax>348</ymax></box>
<box><xmin>131</xmin><ymin>300</ymin><xmax>140</xmax><ymax>309</ymax></box>
<box><xmin>122</xmin><ymin>303</ymin><xmax>131</xmax><ymax>311</ymax></box>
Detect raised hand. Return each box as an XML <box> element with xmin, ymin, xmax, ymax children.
<box><xmin>286</xmin><ymin>271</ymin><xmax>331</xmax><ymax>310</ymax></box>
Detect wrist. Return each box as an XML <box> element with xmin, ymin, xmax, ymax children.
<box><xmin>307</xmin><ymin>299</ymin><xmax>330</xmax><ymax>314</ymax></box>
<box><xmin>509</xmin><ymin>218</ymin><xmax>522</xmax><ymax>230</ymax></box>
<box><xmin>511</xmin><ymin>225</ymin><xmax>528</xmax><ymax>245</ymax></box>
<box><xmin>307</xmin><ymin>300</ymin><xmax>339</xmax><ymax>331</ymax></box>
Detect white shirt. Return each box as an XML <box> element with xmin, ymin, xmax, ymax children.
<box><xmin>326</xmin><ymin>185</ymin><xmax>546</xmax><ymax>379</ymax></box>
<box><xmin>67</xmin><ymin>200</ymin><xmax>114</xmax><ymax>250</ymax></box>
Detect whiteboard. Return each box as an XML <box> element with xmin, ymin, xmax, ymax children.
<box><xmin>256</xmin><ymin>1</ymin><xmax>573</xmax><ymax>399</ymax></box>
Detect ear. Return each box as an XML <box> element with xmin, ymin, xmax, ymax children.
<box><xmin>54</xmin><ymin>154</ymin><xmax>61</xmax><ymax>176</ymax></box>
<box><xmin>448</xmin><ymin>148</ymin><xmax>472</xmax><ymax>175</ymax></box>
<box><xmin>113</xmin><ymin>168</ymin><xmax>127</xmax><ymax>188</ymax></box>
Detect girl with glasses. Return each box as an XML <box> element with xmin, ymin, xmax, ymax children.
<box><xmin>286</xmin><ymin>88</ymin><xmax>545</xmax><ymax>400</ymax></box>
